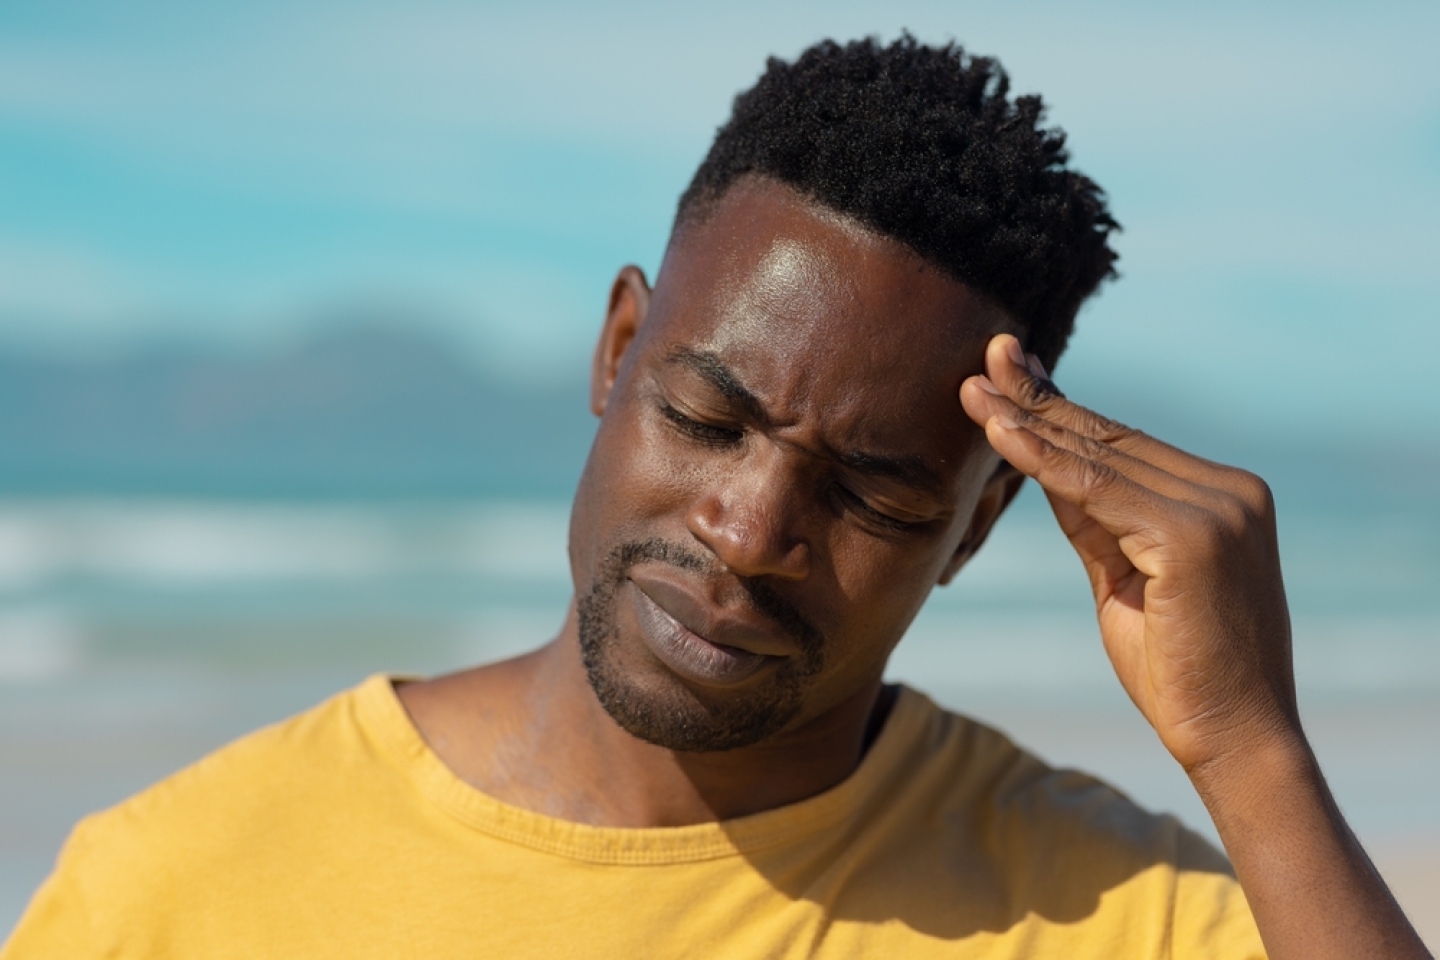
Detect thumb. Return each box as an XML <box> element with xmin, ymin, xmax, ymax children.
<box><xmin>1045</xmin><ymin>488</ymin><xmax>1136</xmax><ymax>600</ymax></box>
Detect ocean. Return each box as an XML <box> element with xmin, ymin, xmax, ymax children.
<box><xmin>3</xmin><ymin>487</ymin><xmax>1438</xmax><ymax>933</ymax></box>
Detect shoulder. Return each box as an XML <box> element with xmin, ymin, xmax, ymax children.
<box><xmin>89</xmin><ymin>675</ymin><xmax>389</xmax><ymax>844</ymax></box>
<box><xmin>4</xmin><ymin>677</ymin><xmax>404</xmax><ymax>956</ymax></box>
<box><xmin>895</xmin><ymin>688</ymin><xmax>1222</xmax><ymax>866</ymax></box>
<box><xmin>864</xmin><ymin>689</ymin><xmax>1262</xmax><ymax>954</ymax></box>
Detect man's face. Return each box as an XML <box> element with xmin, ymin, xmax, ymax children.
<box><xmin>569</xmin><ymin>178</ymin><xmax>1016</xmax><ymax>752</ymax></box>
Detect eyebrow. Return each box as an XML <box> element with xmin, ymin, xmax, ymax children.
<box><xmin>834</xmin><ymin>450</ymin><xmax>944</xmax><ymax>495</ymax></box>
<box><xmin>663</xmin><ymin>347</ymin><xmax>945</xmax><ymax>496</ymax></box>
<box><xmin>665</xmin><ymin>348</ymin><xmax>771</xmax><ymax>425</ymax></box>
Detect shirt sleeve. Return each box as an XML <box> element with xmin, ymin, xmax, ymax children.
<box><xmin>1</xmin><ymin>824</ymin><xmax>103</xmax><ymax>960</ymax></box>
<box><xmin>1169</xmin><ymin>828</ymin><xmax>1268</xmax><ymax>960</ymax></box>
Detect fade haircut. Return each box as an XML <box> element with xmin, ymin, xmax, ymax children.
<box><xmin>676</xmin><ymin>35</ymin><xmax>1120</xmax><ymax>369</ymax></box>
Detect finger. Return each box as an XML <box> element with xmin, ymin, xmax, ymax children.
<box><xmin>1044</xmin><ymin>489</ymin><xmax>1142</xmax><ymax>598</ymax></box>
<box><xmin>982</xmin><ymin>409</ymin><xmax>1198</xmax><ymax>565</ymax></box>
<box><xmin>963</xmin><ymin>377</ymin><xmax>1227</xmax><ymax>512</ymax></box>
<box><xmin>961</xmin><ymin>375</ymin><xmax>1157</xmax><ymax>593</ymax></box>
<box><xmin>978</xmin><ymin>334</ymin><xmax>1243</xmax><ymax>489</ymax></box>
<box><xmin>961</xmin><ymin>335</ymin><xmax>1275</xmax><ymax>535</ymax></box>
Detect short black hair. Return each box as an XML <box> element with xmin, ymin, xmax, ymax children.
<box><xmin>677</xmin><ymin>35</ymin><xmax>1119</xmax><ymax>368</ymax></box>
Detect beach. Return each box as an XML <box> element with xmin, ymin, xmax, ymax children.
<box><xmin>2</xmin><ymin>493</ymin><xmax>1437</xmax><ymax>945</ymax></box>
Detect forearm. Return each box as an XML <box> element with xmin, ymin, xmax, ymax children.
<box><xmin>964</xmin><ymin>337</ymin><xmax>1430</xmax><ymax>954</ymax></box>
<box><xmin>1191</xmin><ymin>732</ymin><xmax>1431</xmax><ymax>960</ymax></box>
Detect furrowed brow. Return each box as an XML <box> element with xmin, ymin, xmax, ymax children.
<box><xmin>664</xmin><ymin>348</ymin><xmax>770</xmax><ymax>425</ymax></box>
<box><xmin>836</xmin><ymin>450</ymin><xmax>945</xmax><ymax>496</ymax></box>
<box><xmin>664</xmin><ymin>347</ymin><xmax>943</xmax><ymax>497</ymax></box>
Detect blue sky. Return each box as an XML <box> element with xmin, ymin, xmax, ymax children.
<box><xmin>1</xmin><ymin>0</ymin><xmax>1437</xmax><ymax>447</ymax></box>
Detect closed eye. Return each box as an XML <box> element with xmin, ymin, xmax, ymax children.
<box><xmin>659</xmin><ymin>402</ymin><xmax>745</xmax><ymax>446</ymax></box>
<box><xmin>832</xmin><ymin>483</ymin><xmax>925</xmax><ymax>533</ymax></box>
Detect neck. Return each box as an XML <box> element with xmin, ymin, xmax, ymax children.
<box><xmin>398</xmin><ymin>603</ymin><xmax>894</xmax><ymax>828</ymax></box>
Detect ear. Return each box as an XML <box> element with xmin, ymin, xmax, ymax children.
<box><xmin>590</xmin><ymin>265</ymin><xmax>652</xmax><ymax>417</ymax></box>
<box><xmin>937</xmin><ymin>460</ymin><xmax>1025</xmax><ymax>586</ymax></box>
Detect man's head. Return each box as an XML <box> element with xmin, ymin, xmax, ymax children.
<box><xmin>678</xmin><ymin>34</ymin><xmax>1118</xmax><ymax>371</ymax></box>
<box><xmin>568</xmin><ymin>36</ymin><xmax>1117</xmax><ymax>753</ymax></box>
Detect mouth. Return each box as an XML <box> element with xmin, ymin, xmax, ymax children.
<box><xmin>627</xmin><ymin>573</ymin><xmax>791</xmax><ymax>687</ymax></box>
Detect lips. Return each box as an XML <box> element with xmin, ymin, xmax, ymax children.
<box><xmin>627</xmin><ymin>570</ymin><xmax>793</xmax><ymax>687</ymax></box>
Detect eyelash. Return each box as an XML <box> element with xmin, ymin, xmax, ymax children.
<box><xmin>659</xmin><ymin>403</ymin><xmax>744</xmax><ymax>445</ymax></box>
<box><xmin>832</xmin><ymin>484</ymin><xmax>921</xmax><ymax>533</ymax></box>
<box><xmin>660</xmin><ymin>402</ymin><xmax>922</xmax><ymax>534</ymax></box>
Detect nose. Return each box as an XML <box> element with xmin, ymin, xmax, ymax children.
<box><xmin>686</xmin><ymin>443</ymin><xmax>812</xmax><ymax>581</ymax></box>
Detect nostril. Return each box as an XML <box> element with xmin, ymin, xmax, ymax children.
<box><xmin>687</xmin><ymin>495</ymin><xmax>809</xmax><ymax>581</ymax></box>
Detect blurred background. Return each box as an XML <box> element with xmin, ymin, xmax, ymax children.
<box><xmin>2</xmin><ymin>0</ymin><xmax>1437</xmax><ymax>942</ymax></box>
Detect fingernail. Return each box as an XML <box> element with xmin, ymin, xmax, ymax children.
<box><xmin>1005</xmin><ymin>337</ymin><xmax>1026</xmax><ymax>369</ymax></box>
<box><xmin>975</xmin><ymin>376</ymin><xmax>1002</xmax><ymax>396</ymax></box>
<box><xmin>993</xmin><ymin>415</ymin><xmax>1020</xmax><ymax>431</ymax></box>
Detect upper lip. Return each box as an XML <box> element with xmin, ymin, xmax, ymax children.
<box><xmin>628</xmin><ymin>567</ymin><xmax>798</xmax><ymax>658</ymax></box>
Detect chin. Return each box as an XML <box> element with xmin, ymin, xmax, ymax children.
<box><xmin>574</xmin><ymin>536</ymin><xmax>826</xmax><ymax>752</ymax></box>
<box><xmin>577</xmin><ymin>605</ymin><xmax>808</xmax><ymax>753</ymax></box>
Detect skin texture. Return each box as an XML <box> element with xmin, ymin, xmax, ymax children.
<box><xmin>962</xmin><ymin>337</ymin><xmax>1430</xmax><ymax>959</ymax></box>
<box><xmin>400</xmin><ymin>177</ymin><xmax>1430</xmax><ymax>958</ymax></box>
<box><xmin>401</xmin><ymin>178</ymin><xmax>1022</xmax><ymax>825</ymax></box>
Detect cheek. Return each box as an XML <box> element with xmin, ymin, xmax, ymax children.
<box><xmin>577</xmin><ymin>391</ymin><xmax>961</xmax><ymax>655</ymax></box>
<box><xmin>577</xmin><ymin>395</ymin><xmax>701</xmax><ymax>543</ymax></box>
<box><xmin>569</xmin><ymin>401</ymin><xmax>661</xmax><ymax>584</ymax></box>
<box><xmin>820</xmin><ymin>532</ymin><xmax>947</xmax><ymax>650</ymax></box>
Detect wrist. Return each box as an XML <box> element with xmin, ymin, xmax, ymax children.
<box><xmin>1182</xmin><ymin>722</ymin><xmax>1432</xmax><ymax>959</ymax></box>
<box><xmin>1185</xmin><ymin>722</ymin><xmax>1317</xmax><ymax>822</ymax></box>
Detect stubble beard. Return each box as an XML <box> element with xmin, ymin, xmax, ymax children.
<box><xmin>576</xmin><ymin>538</ymin><xmax>826</xmax><ymax>753</ymax></box>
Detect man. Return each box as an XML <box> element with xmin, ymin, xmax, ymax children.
<box><xmin>4</xmin><ymin>35</ymin><xmax>1429</xmax><ymax>959</ymax></box>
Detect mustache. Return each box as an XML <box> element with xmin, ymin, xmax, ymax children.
<box><xmin>610</xmin><ymin>538</ymin><xmax>825</xmax><ymax>656</ymax></box>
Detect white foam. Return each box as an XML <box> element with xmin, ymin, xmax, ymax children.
<box><xmin>0</xmin><ymin>608</ymin><xmax>84</xmax><ymax>682</ymax></box>
<box><xmin>455</xmin><ymin>503</ymin><xmax>570</xmax><ymax>581</ymax></box>
<box><xmin>0</xmin><ymin>499</ymin><xmax>572</xmax><ymax>586</ymax></box>
<box><xmin>0</xmin><ymin>514</ymin><xmax>66</xmax><ymax>588</ymax></box>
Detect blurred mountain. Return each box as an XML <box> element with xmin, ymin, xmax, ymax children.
<box><xmin>0</xmin><ymin>323</ymin><xmax>1434</xmax><ymax>512</ymax></box>
<box><xmin>0</xmin><ymin>325</ymin><xmax>596</xmax><ymax>498</ymax></box>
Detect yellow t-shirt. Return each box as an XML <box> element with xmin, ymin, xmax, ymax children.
<box><xmin>4</xmin><ymin>675</ymin><xmax>1265</xmax><ymax>959</ymax></box>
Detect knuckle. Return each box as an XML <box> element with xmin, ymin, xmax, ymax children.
<box><xmin>1011</xmin><ymin>407</ymin><xmax>1047</xmax><ymax>432</ymax></box>
<box><xmin>1076</xmin><ymin>432</ymin><xmax>1119</xmax><ymax>464</ymax></box>
<box><xmin>1013</xmin><ymin>408</ymin><xmax>1066</xmax><ymax>444</ymax></box>
<box><xmin>1087</xmin><ymin>411</ymin><xmax>1134</xmax><ymax>445</ymax></box>
<box><xmin>1232</xmin><ymin>471</ymin><xmax>1275</xmax><ymax>517</ymax></box>
<box><xmin>1210</xmin><ymin>495</ymin><xmax>1251</xmax><ymax>535</ymax></box>
<box><xmin>1017</xmin><ymin>375</ymin><xmax>1065</xmax><ymax>411</ymax></box>
<box><xmin>1208</xmin><ymin>468</ymin><xmax>1274</xmax><ymax>529</ymax></box>
<box><xmin>1059</xmin><ymin>449</ymin><xmax>1118</xmax><ymax>504</ymax></box>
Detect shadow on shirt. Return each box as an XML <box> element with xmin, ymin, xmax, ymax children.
<box><xmin>718</xmin><ymin>705</ymin><xmax>1238</xmax><ymax>942</ymax></box>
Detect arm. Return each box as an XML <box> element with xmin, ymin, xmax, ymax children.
<box><xmin>960</xmin><ymin>333</ymin><xmax>1431</xmax><ymax>960</ymax></box>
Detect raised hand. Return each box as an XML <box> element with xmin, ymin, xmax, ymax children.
<box><xmin>959</xmin><ymin>333</ymin><xmax>1299</xmax><ymax>773</ymax></box>
<box><xmin>959</xmin><ymin>333</ymin><xmax>1432</xmax><ymax>960</ymax></box>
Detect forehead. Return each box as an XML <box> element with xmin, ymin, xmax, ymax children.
<box><xmin>644</xmin><ymin>179</ymin><xmax>1013</xmax><ymax>455</ymax></box>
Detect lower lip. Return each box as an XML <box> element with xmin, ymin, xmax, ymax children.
<box><xmin>631</xmin><ymin>587</ymin><xmax>774</xmax><ymax>687</ymax></box>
